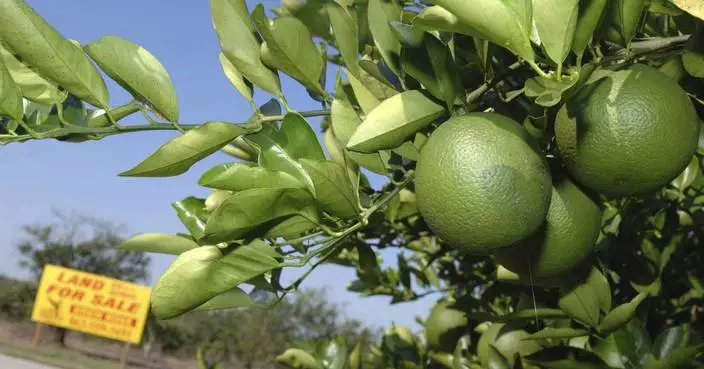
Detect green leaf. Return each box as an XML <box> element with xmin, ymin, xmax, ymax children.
<box><xmin>523</xmin><ymin>328</ymin><xmax>590</xmax><ymax>341</ymax></box>
<box><xmin>211</xmin><ymin>0</ymin><xmax>281</xmax><ymax>95</ymax></box>
<box><xmin>327</xmin><ymin>2</ymin><xmax>360</xmax><ymax>77</ymax></box>
<box><xmin>245</xmin><ymin>126</ymin><xmax>316</xmax><ymax>193</ymax></box>
<box><xmin>525</xmin><ymin>74</ymin><xmax>579</xmax><ymax>107</ymax></box>
<box><xmin>572</xmin><ymin>0</ymin><xmax>609</xmax><ymax>58</ymax></box>
<box><xmin>199</xmin><ymin>162</ymin><xmax>305</xmax><ymax>192</ymax></box>
<box><xmin>253</xmin><ymin>5</ymin><xmax>324</xmax><ymax>94</ymax></box>
<box><xmin>84</xmin><ymin>36</ymin><xmax>179</xmax><ymax>122</ymax></box>
<box><xmin>358</xmin><ymin>61</ymin><xmax>399</xmax><ymax>100</ymax></box>
<box><xmin>590</xmin><ymin>266</ymin><xmax>612</xmax><ymax>313</ymax></box>
<box><xmin>604</xmin><ymin>0</ymin><xmax>647</xmax><ymax>46</ymax></box>
<box><xmin>330</xmin><ymin>88</ymin><xmax>388</xmax><ymax>175</ymax></box>
<box><xmin>0</xmin><ymin>44</ymin><xmax>66</xmax><ymax>105</ymax></box>
<box><xmin>389</xmin><ymin>22</ymin><xmax>425</xmax><ymax>47</ymax></box>
<box><xmin>345</xmin><ymin>69</ymin><xmax>380</xmax><ymax>115</ymax></box>
<box><xmin>683</xmin><ymin>29</ymin><xmax>704</xmax><ymax>78</ymax></box>
<box><xmin>469</xmin><ymin>309</ymin><xmax>569</xmax><ymax>323</ymax></box>
<box><xmin>83</xmin><ymin>102</ymin><xmax>140</xmax><ymax>128</ymax></box>
<box><xmin>300</xmin><ymin>159</ymin><xmax>359</xmax><ymax>220</ymax></box>
<box><xmin>594</xmin><ymin>318</ymin><xmax>653</xmax><ymax>369</ymax></box>
<box><xmin>172</xmin><ymin>197</ymin><xmax>208</xmax><ymax>239</ymax></box>
<box><xmin>433</xmin><ymin>0</ymin><xmax>534</xmax><ymax>62</ymax></box>
<box><xmin>118</xmin><ymin>233</ymin><xmax>198</xmax><ymax>255</ymax></box>
<box><xmin>645</xmin><ymin>344</ymin><xmax>704</xmax><ymax>369</ymax></box>
<box><xmin>347</xmin><ymin>90</ymin><xmax>444</xmax><ymax>153</ymax></box>
<box><xmin>367</xmin><ymin>0</ymin><xmax>402</xmax><ymax>74</ymax></box>
<box><xmin>151</xmin><ymin>241</ymin><xmax>280</xmax><ymax>319</ymax></box>
<box><xmin>277</xmin><ymin>348</ymin><xmax>323</xmax><ymax>369</ymax></box>
<box><xmin>487</xmin><ymin>345</ymin><xmax>511</xmax><ymax>369</ymax></box>
<box><xmin>331</xmin><ymin>97</ymin><xmax>362</xmax><ymax>145</ymax></box>
<box><xmin>348</xmin><ymin>342</ymin><xmax>362</xmax><ymax>369</ymax></box>
<box><xmin>525</xmin><ymin>347</ymin><xmax>611</xmax><ymax>369</ymax></box>
<box><xmin>558</xmin><ymin>277</ymin><xmax>601</xmax><ymax>328</ymax></box>
<box><xmin>670</xmin><ymin>0</ymin><xmax>704</xmax><ymax>21</ymax></box>
<box><xmin>533</xmin><ymin>0</ymin><xmax>579</xmax><ymax>65</ymax></box>
<box><xmin>193</xmin><ymin>287</ymin><xmax>256</xmax><ymax>311</ymax></box>
<box><xmin>653</xmin><ymin>324</ymin><xmax>693</xmax><ymax>360</ymax></box>
<box><xmin>598</xmin><ymin>293</ymin><xmax>649</xmax><ymax>334</ymax></box>
<box><xmin>278</xmin><ymin>113</ymin><xmax>326</xmax><ymax>162</ymax></box>
<box><xmin>413</xmin><ymin>5</ymin><xmax>482</xmax><ymax>36</ymax></box>
<box><xmin>401</xmin><ymin>33</ymin><xmax>461</xmax><ymax>109</ymax></box>
<box><xmin>201</xmin><ymin>187</ymin><xmax>320</xmax><ymax>243</ymax></box>
<box><xmin>0</xmin><ymin>58</ymin><xmax>23</xmax><ymax>122</ymax></box>
<box><xmin>318</xmin><ymin>336</ymin><xmax>347</xmax><ymax>369</ymax></box>
<box><xmin>0</xmin><ymin>0</ymin><xmax>109</xmax><ymax>107</ymax></box>
<box><xmin>120</xmin><ymin>121</ymin><xmax>258</xmax><ymax>177</ymax></box>
<box><xmin>218</xmin><ymin>52</ymin><xmax>253</xmax><ymax>103</ymax></box>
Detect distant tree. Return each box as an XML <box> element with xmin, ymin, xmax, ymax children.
<box><xmin>178</xmin><ymin>287</ymin><xmax>380</xmax><ymax>369</ymax></box>
<box><xmin>16</xmin><ymin>211</ymin><xmax>151</xmax><ymax>346</ymax></box>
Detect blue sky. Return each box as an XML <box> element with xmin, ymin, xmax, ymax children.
<box><xmin>0</xmin><ymin>0</ymin><xmax>434</xmax><ymax>330</ymax></box>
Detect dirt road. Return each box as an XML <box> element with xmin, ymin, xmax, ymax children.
<box><xmin>0</xmin><ymin>354</ymin><xmax>55</xmax><ymax>369</ymax></box>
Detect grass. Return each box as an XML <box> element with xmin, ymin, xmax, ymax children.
<box><xmin>0</xmin><ymin>340</ymin><xmax>133</xmax><ymax>369</ymax></box>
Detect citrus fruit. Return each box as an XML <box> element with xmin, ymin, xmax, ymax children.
<box><xmin>555</xmin><ymin>63</ymin><xmax>700</xmax><ymax>197</ymax></box>
<box><xmin>415</xmin><ymin>112</ymin><xmax>552</xmax><ymax>254</ymax></box>
<box><xmin>493</xmin><ymin>176</ymin><xmax>602</xmax><ymax>279</ymax></box>
<box><xmin>424</xmin><ymin>300</ymin><xmax>468</xmax><ymax>352</ymax></box>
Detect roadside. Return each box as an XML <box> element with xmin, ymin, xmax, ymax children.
<box><xmin>0</xmin><ymin>320</ymin><xmax>192</xmax><ymax>369</ymax></box>
<box><xmin>0</xmin><ymin>354</ymin><xmax>56</xmax><ymax>369</ymax></box>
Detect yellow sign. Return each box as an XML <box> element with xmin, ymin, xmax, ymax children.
<box><xmin>31</xmin><ymin>264</ymin><xmax>152</xmax><ymax>344</ymax></box>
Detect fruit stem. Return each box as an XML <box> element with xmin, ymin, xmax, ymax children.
<box><xmin>527</xmin><ymin>60</ymin><xmax>551</xmax><ymax>79</ymax></box>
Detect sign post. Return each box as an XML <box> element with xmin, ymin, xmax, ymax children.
<box><xmin>30</xmin><ymin>264</ymin><xmax>152</xmax><ymax>350</ymax></box>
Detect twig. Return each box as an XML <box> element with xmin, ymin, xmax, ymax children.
<box><xmin>466</xmin><ymin>61</ymin><xmax>524</xmax><ymax>104</ymax></box>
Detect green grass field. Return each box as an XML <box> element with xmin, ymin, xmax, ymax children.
<box><xmin>0</xmin><ymin>341</ymin><xmax>134</xmax><ymax>369</ymax></box>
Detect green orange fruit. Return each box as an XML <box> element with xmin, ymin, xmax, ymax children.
<box><xmin>555</xmin><ymin>64</ymin><xmax>699</xmax><ymax>197</ymax></box>
<box><xmin>493</xmin><ymin>176</ymin><xmax>602</xmax><ymax>279</ymax></box>
<box><xmin>416</xmin><ymin>112</ymin><xmax>552</xmax><ymax>254</ymax></box>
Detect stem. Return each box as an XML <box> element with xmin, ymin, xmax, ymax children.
<box><xmin>2</xmin><ymin>109</ymin><xmax>331</xmax><ymax>144</ymax></box>
<box><xmin>279</xmin><ymin>172</ymin><xmax>416</xmax><ymax>287</ymax></box>
<box><xmin>260</xmin><ymin>110</ymin><xmax>331</xmax><ymax>122</ymax></box>
<box><xmin>527</xmin><ymin>60</ymin><xmax>551</xmax><ymax>78</ymax></box>
<box><xmin>466</xmin><ymin>61</ymin><xmax>524</xmax><ymax>104</ymax></box>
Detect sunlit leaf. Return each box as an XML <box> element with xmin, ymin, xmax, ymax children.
<box><xmin>533</xmin><ymin>0</ymin><xmax>579</xmax><ymax>65</ymax></box>
<box><xmin>202</xmin><ymin>187</ymin><xmax>320</xmax><ymax>243</ymax></box>
<box><xmin>0</xmin><ymin>0</ymin><xmax>109</xmax><ymax>107</ymax></box>
<box><xmin>211</xmin><ymin>0</ymin><xmax>281</xmax><ymax>95</ymax></box>
<box><xmin>120</xmin><ymin>121</ymin><xmax>259</xmax><ymax>177</ymax></box>
<box><xmin>151</xmin><ymin>241</ymin><xmax>280</xmax><ymax>319</ymax></box>
<box><xmin>670</xmin><ymin>0</ymin><xmax>704</xmax><ymax>21</ymax></box>
<box><xmin>85</xmin><ymin>36</ymin><xmax>179</xmax><ymax>122</ymax></box>
<box><xmin>199</xmin><ymin>162</ymin><xmax>305</xmax><ymax>192</ymax></box>
<box><xmin>277</xmin><ymin>113</ymin><xmax>326</xmax><ymax>162</ymax></box>
<box><xmin>433</xmin><ymin>0</ymin><xmax>534</xmax><ymax>62</ymax></box>
<box><xmin>172</xmin><ymin>196</ymin><xmax>208</xmax><ymax>239</ymax></box>
<box><xmin>118</xmin><ymin>233</ymin><xmax>198</xmax><ymax>255</ymax></box>
<box><xmin>253</xmin><ymin>4</ymin><xmax>324</xmax><ymax>94</ymax></box>
<box><xmin>301</xmin><ymin>159</ymin><xmax>359</xmax><ymax>220</ymax></box>
<box><xmin>328</xmin><ymin>2</ymin><xmax>360</xmax><ymax>77</ymax></box>
<box><xmin>0</xmin><ymin>58</ymin><xmax>23</xmax><ymax>122</ymax></box>
<box><xmin>347</xmin><ymin>90</ymin><xmax>445</xmax><ymax>153</ymax></box>
<box><xmin>218</xmin><ymin>52</ymin><xmax>253</xmax><ymax>103</ymax></box>
<box><xmin>277</xmin><ymin>348</ymin><xmax>323</xmax><ymax>369</ymax></box>
<box><xmin>0</xmin><ymin>44</ymin><xmax>66</xmax><ymax>105</ymax></box>
<box><xmin>367</xmin><ymin>0</ymin><xmax>402</xmax><ymax>74</ymax></box>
